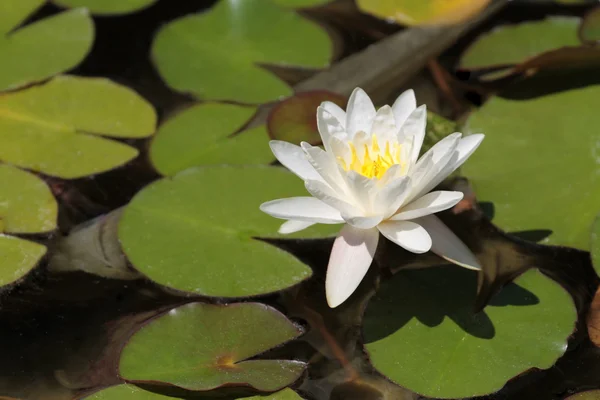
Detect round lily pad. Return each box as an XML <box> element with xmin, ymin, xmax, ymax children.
<box><xmin>0</xmin><ymin>1</ymin><xmax>93</xmax><ymax>91</ymax></box>
<box><xmin>267</xmin><ymin>91</ymin><xmax>346</xmax><ymax>145</ymax></box>
<box><xmin>120</xmin><ymin>302</ymin><xmax>306</xmax><ymax>393</ymax></box>
<box><xmin>118</xmin><ymin>165</ymin><xmax>337</xmax><ymax>298</ymax></box>
<box><xmin>460</xmin><ymin>18</ymin><xmax>580</xmax><ymax>79</ymax></box>
<box><xmin>242</xmin><ymin>389</ymin><xmax>304</xmax><ymax>400</ymax></box>
<box><xmin>151</xmin><ymin>0</ymin><xmax>332</xmax><ymax>104</ymax></box>
<box><xmin>150</xmin><ymin>103</ymin><xmax>273</xmax><ymax>176</ymax></box>
<box><xmin>363</xmin><ymin>267</ymin><xmax>576</xmax><ymax>399</ymax></box>
<box><xmin>0</xmin><ymin>235</ymin><xmax>46</xmax><ymax>286</ymax></box>
<box><xmin>0</xmin><ymin>76</ymin><xmax>156</xmax><ymax>179</ymax></box>
<box><xmin>356</xmin><ymin>0</ymin><xmax>490</xmax><ymax>26</ymax></box>
<box><xmin>580</xmin><ymin>7</ymin><xmax>600</xmax><ymax>44</ymax></box>
<box><xmin>464</xmin><ymin>87</ymin><xmax>600</xmax><ymax>249</ymax></box>
<box><xmin>52</xmin><ymin>0</ymin><xmax>158</xmax><ymax>15</ymax></box>
<box><xmin>84</xmin><ymin>384</ymin><xmax>172</xmax><ymax>399</ymax></box>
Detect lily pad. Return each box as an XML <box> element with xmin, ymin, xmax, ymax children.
<box><xmin>52</xmin><ymin>0</ymin><xmax>158</xmax><ymax>15</ymax></box>
<box><xmin>464</xmin><ymin>87</ymin><xmax>600</xmax><ymax>249</ymax></box>
<box><xmin>241</xmin><ymin>389</ymin><xmax>304</xmax><ymax>400</ymax></box>
<box><xmin>356</xmin><ymin>0</ymin><xmax>490</xmax><ymax>26</ymax></box>
<box><xmin>0</xmin><ymin>165</ymin><xmax>56</xmax><ymax>286</ymax></box>
<box><xmin>0</xmin><ymin>1</ymin><xmax>93</xmax><ymax>91</ymax></box>
<box><xmin>363</xmin><ymin>267</ymin><xmax>576</xmax><ymax>399</ymax></box>
<box><xmin>84</xmin><ymin>384</ymin><xmax>173</xmax><ymax>399</ymax></box>
<box><xmin>120</xmin><ymin>302</ymin><xmax>306</xmax><ymax>393</ymax></box>
<box><xmin>267</xmin><ymin>91</ymin><xmax>346</xmax><ymax>146</ymax></box>
<box><xmin>151</xmin><ymin>0</ymin><xmax>332</xmax><ymax>104</ymax></box>
<box><xmin>118</xmin><ymin>165</ymin><xmax>337</xmax><ymax>298</ymax></box>
<box><xmin>580</xmin><ymin>7</ymin><xmax>600</xmax><ymax>44</ymax></box>
<box><xmin>271</xmin><ymin>0</ymin><xmax>331</xmax><ymax>7</ymax></box>
<box><xmin>150</xmin><ymin>103</ymin><xmax>273</xmax><ymax>176</ymax></box>
<box><xmin>459</xmin><ymin>18</ymin><xmax>580</xmax><ymax>79</ymax></box>
<box><xmin>0</xmin><ymin>76</ymin><xmax>156</xmax><ymax>179</ymax></box>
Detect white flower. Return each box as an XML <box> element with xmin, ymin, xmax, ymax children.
<box><xmin>260</xmin><ymin>88</ymin><xmax>484</xmax><ymax>308</ymax></box>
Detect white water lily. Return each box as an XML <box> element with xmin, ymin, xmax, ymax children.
<box><xmin>260</xmin><ymin>88</ymin><xmax>484</xmax><ymax>308</ymax></box>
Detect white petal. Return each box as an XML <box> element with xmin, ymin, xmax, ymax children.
<box><xmin>305</xmin><ymin>180</ymin><xmax>361</xmax><ymax>217</ymax></box>
<box><xmin>344</xmin><ymin>215</ymin><xmax>383</xmax><ymax>229</ymax></box>
<box><xmin>326</xmin><ymin>225</ymin><xmax>379</xmax><ymax>308</ymax></box>
<box><xmin>321</xmin><ymin>101</ymin><xmax>346</xmax><ymax>128</ymax></box>
<box><xmin>278</xmin><ymin>220</ymin><xmax>315</xmax><ymax>234</ymax></box>
<box><xmin>415</xmin><ymin>215</ymin><xmax>481</xmax><ymax>270</ymax></box>
<box><xmin>345</xmin><ymin>87</ymin><xmax>376</xmax><ymax>137</ymax></box>
<box><xmin>346</xmin><ymin>171</ymin><xmax>377</xmax><ymax>213</ymax></box>
<box><xmin>398</xmin><ymin>105</ymin><xmax>427</xmax><ymax>165</ymax></box>
<box><xmin>374</xmin><ymin>176</ymin><xmax>411</xmax><ymax>217</ymax></box>
<box><xmin>371</xmin><ymin>105</ymin><xmax>397</xmax><ymax>141</ymax></box>
<box><xmin>423</xmin><ymin>134</ymin><xmax>485</xmax><ymax>193</ymax></box>
<box><xmin>378</xmin><ymin>164</ymin><xmax>403</xmax><ymax>186</ymax></box>
<box><xmin>392</xmin><ymin>191</ymin><xmax>463</xmax><ymax>221</ymax></box>
<box><xmin>391</xmin><ymin>89</ymin><xmax>417</xmax><ymax>128</ymax></box>
<box><xmin>301</xmin><ymin>143</ymin><xmax>349</xmax><ymax>196</ymax></box>
<box><xmin>270</xmin><ymin>141</ymin><xmax>322</xmax><ymax>182</ymax></box>
<box><xmin>260</xmin><ymin>197</ymin><xmax>343</xmax><ymax>224</ymax></box>
<box><xmin>328</xmin><ymin>135</ymin><xmax>350</xmax><ymax>164</ymax></box>
<box><xmin>377</xmin><ymin>220</ymin><xmax>432</xmax><ymax>254</ymax></box>
<box><xmin>317</xmin><ymin>106</ymin><xmax>345</xmax><ymax>152</ymax></box>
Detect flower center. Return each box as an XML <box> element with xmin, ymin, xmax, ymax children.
<box><xmin>338</xmin><ymin>135</ymin><xmax>403</xmax><ymax>179</ymax></box>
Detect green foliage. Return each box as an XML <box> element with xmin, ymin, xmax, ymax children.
<box><xmin>151</xmin><ymin>0</ymin><xmax>332</xmax><ymax>104</ymax></box>
<box><xmin>0</xmin><ymin>1</ymin><xmax>93</xmax><ymax>91</ymax></box>
<box><xmin>52</xmin><ymin>0</ymin><xmax>158</xmax><ymax>15</ymax></box>
<box><xmin>150</xmin><ymin>103</ymin><xmax>273</xmax><ymax>176</ymax></box>
<box><xmin>464</xmin><ymin>87</ymin><xmax>600</xmax><ymax>249</ymax></box>
<box><xmin>0</xmin><ymin>76</ymin><xmax>156</xmax><ymax>179</ymax></box>
<box><xmin>119</xmin><ymin>302</ymin><xmax>306</xmax><ymax>393</ymax></box>
<box><xmin>363</xmin><ymin>268</ymin><xmax>576</xmax><ymax>399</ymax></box>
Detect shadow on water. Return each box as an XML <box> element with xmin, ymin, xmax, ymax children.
<box><xmin>362</xmin><ymin>266</ymin><xmax>539</xmax><ymax>344</ymax></box>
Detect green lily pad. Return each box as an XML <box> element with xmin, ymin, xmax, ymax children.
<box><xmin>0</xmin><ymin>165</ymin><xmax>56</xmax><ymax>286</ymax></box>
<box><xmin>151</xmin><ymin>0</ymin><xmax>332</xmax><ymax>104</ymax></box>
<box><xmin>52</xmin><ymin>0</ymin><xmax>158</xmax><ymax>15</ymax></box>
<box><xmin>460</xmin><ymin>18</ymin><xmax>580</xmax><ymax>79</ymax></box>
<box><xmin>363</xmin><ymin>267</ymin><xmax>576</xmax><ymax>399</ymax></box>
<box><xmin>118</xmin><ymin>165</ymin><xmax>338</xmax><ymax>298</ymax></box>
<box><xmin>267</xmin><ymin>91</ymin><xmax>346</xmax><ymax>146</ymax></box>
<box><xmin>150</xmin><ymin>103</ymin><xmax>273</xmax><ymax>176</ymax></box>
<box><xmin>0</xmin><ymin>165</ymin><xmax>57</xmax><ymax>233</ymax></box>
<box><xmin>0</xmin><ymin>1</ymin><xmax>93</xmax><ymax>91</ymax></box>
<box><xmin>271</xmin><ymin>0</ymin><xmax>332</xmax><ymax>8</ymax></box>
<box><xmin>580</xmin><ymin>7</ymin><xmax>600</xmax><ymax>44</ymax></box>
<box><xmin>566</xmin><ymin>390</ymin><xmax>600</xmax><ymax>400</ymax></box>
<box><xmin>356</xmin><ymin>0</ymin><xmax>490</xmax><ymax>26</ymax></box>
<box><xmin>592</xmin><ymin>215</ymin><xmax>600</xmax><ymax>275</ymax></box>
<box><xmin>0</xmin><ymin>76</ymin><xmax>156</xmax><ymax>179</ymax></box>
<box><xmin>84</xmin><ymin>384</ymin><xmax>172</xmax><ymax>399</ymax></box>
<box><xmin>241</xmin><ymin>389</ymin><xmax>304</xmax><ymax>400</ymax></box>
<box><xmin>464</xmin><ymin>87</ymin><xmax>600</xmax><ymax>249</ymax></box>
<box><xmin>120</xmin><ymin>302</ymin><xmax>306</xmax><ymax>393</ymax></box>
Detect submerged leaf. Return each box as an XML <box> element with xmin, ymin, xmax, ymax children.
<box><xmin>151</xmin><ymin>0</ymin><xmax>332</xmax><ymax>104</ymax></box>
<box><xmin>363</xmin><ymin>267</ymin><xmax>576</xmax><ymax>399</ymax></box>
<box><xmin>464</xmin><ymin>87</ymin><xmax>600</xmax><ymax>249</ymax></box>
<box><xmin>0</xmin><ymin>76</ymin><xmax>156</xmax><ymax>179</ymax></box>
<box><xmin>357</xmin><ymin>0</ymin><xmax>490</xmax><ymax>26</ymax></box>
<box><xmin>52</xmin><ymin>0</ymin><xmax>158</xmax><ymax>15</ymax></box>
<box><xmin>118</xmin><ymin>166</ymin><xmax>337</xmax><ymax>298</ymax></box>
<box><xmin>120</xmin><ymin>302</ymin><xmax>306</xmax><ymax>393</ymax></box>
<box><xmin>150</xmin><ymin>103</ymin><xmax>272</xmax><ymax>176</ymax></box>
<box><xmin>0</xmin><ymin>2</ymin><xmax>93</xmax><ymax>91</ymax></box>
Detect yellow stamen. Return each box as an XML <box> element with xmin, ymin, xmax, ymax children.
<box><xmin>340</xmin><ymin>135</ymin><xmax>404</xmax><ymax>179</ymax></box>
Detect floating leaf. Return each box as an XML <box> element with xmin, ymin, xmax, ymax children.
<box><xmin>268</xmin><ymin>91</ymin><xmax>346</xmax><ymax>146</ymax></box>
<box><xmin>580</xmin><ymin>7</ymin><xmax>600</xmax><ymax>44</ymax></box>
<box><xmin>0</xmin><ymin>1</ymin><xmax>93</xmax><ymax>91</ymax></box>
<box><xmin>120</xmin><ymin>302</ymin><xmax>306</xmax><ymax>393</ymax></box>
<box><xmin>459</xmin><ymin>18</ymin><xmax>580</xmax><ymax>80</ymax></box>
<box><xmin>567</xmin><ymin>390</ymin><xmax>600</xmax><ymax>400</ymax></box>
<box><xmin>84</xmin><ymin>384</ymin><xmax>172</xmax><ymax>399</ymax></box>
<box><xmin>119</xmin><ymin>166</ymin><xmax>337</xmax><ymax>297</ymax></box>
<box><xmin>0</xmin><ymin>76</ymin><xmax>156</xmax><ymax>179</ymax></box>
<box><xmin>356</xmin><ymin>0</ymin><xmax>490</xmax><ymax>26</ymax></box>
<box><xmin>464</xmin><ymin>87</ymin><xmax>600</xmax><ymax>249</ymax></box>
<box><xmin>0</xmin><ymin>165</ymin><xmax>56</xmax><ymax>286</ymax></box>
<box><xmin>241</xmin><ymin>389</ymin><xmax>304</xmax><ymax>400</ymax></box>
<box><xmin>52</xmin><ymin>0</ymin><xmax>158</xmax><ymax>15</ymax></box>
<box><xmin>271</xmin><ymin>0</ymin><xmax>332</xmax><ymax>7</ymax></box>
<box><xmin>151</xmin><ymin>0</ymin><xmax>332</xmax><ymax>104</ymax></box>
<box><xmin>150</xmin><ymin>103</ymin><xmax>273</xmax><ymax>176</ymax></box>
<box><xmin>363</xmin><ymin>267</ymin><xmax>576</xmax><ymax>399</ymax></box>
